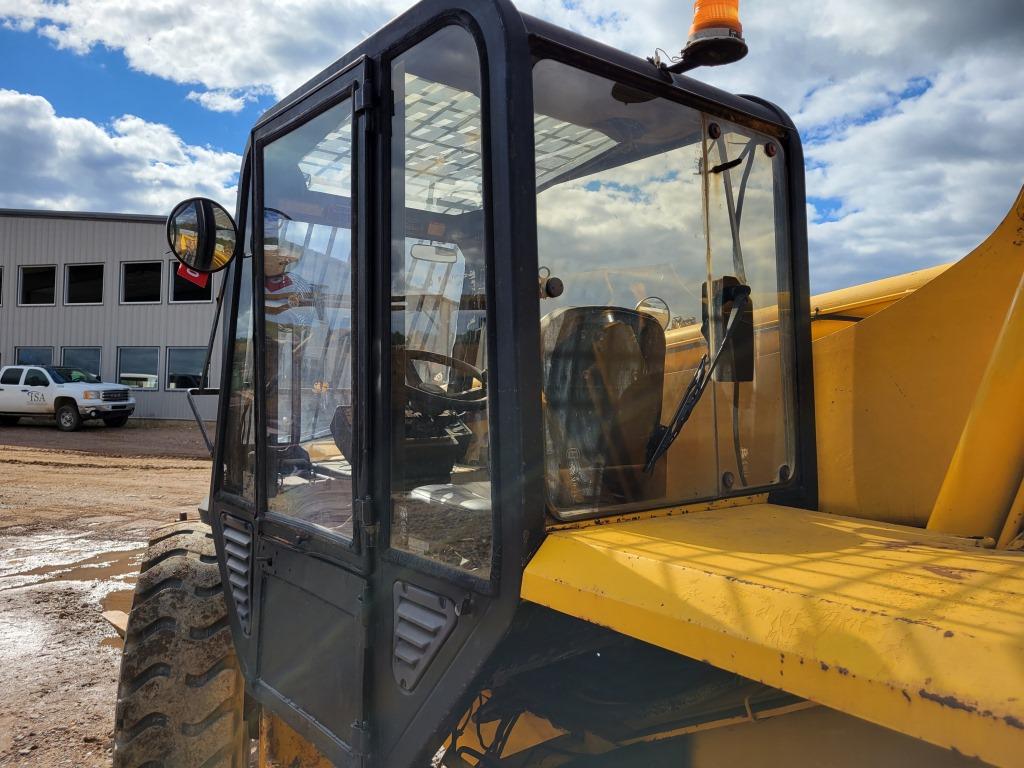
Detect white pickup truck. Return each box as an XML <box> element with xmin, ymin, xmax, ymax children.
<box><xmin>0</xmin><ymin>365</ymin><xmax>136</xmax><ymax>431</ymax></box>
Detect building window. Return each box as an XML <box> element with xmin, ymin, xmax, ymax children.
<box><xmin>65</xmin><ymin>264</ymin><xmax>104</xmax><ymax>305</ymax></box>
<box><xmin>62</xmin><ymin>347</ymin><xmax>102</xmax><ymax>376</ymax></box>
<box><xmin>19</xmin><ymin>266</ymin><xmax>56</xmax><ymax>305</ymax></box>
<box><xmin>117</xmin><ymin>346</ymin><xmax>159</xmax><ymax>389</ymax></box>
<box><xmin>121</xmin><ymin>262</ymin><xmax>162</xmax><ymax>303</ymax></box>
<box><xmin>16</xmin><ymin>347</ymin><xmax>54</xmax><ymax>365</ymax></box>
<box><xmin>169</xmin><ymin>260</ymin><xmax>213</xmax><ymax>303</ymax></box>
<box><xmin>166</xmin><ymin>347</ymin><xmax>205</xmax><ymax>390</ymax></box>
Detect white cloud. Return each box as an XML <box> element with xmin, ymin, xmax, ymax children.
<box><xmin>186</xmin><ymin>88</ymin><xmax>268</xmax><ymax>114</ymax></box>
<box><xmin>0</xmin><ymin>0</ymin><xmax>1022</xmax><ymax>288</ymax></box>
<box><xmin>0</xmin><ymin>89</ymin><xmax>240</xmax><ymax>214</ymax></box>
<box><xmin>0</xmin><ymin>0</ymin><xmax>402</xmax><ymax>100</ymax></box>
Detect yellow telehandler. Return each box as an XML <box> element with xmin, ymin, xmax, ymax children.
<box><xmin>112</xmin><ymin>1</ymin><xmax>1024</xmax><ymax>765</ymax></box>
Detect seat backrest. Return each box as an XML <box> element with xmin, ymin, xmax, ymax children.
<box><xmin>541</xmin><ymin>306</ymin><xmax>666</xmax><ymax>514</ymax></box>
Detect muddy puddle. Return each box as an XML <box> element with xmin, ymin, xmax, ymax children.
<box><xmin>0</xmin><ymin>530</ymin><xmax>143</xmax><ymax>646</ymax></box>
<box><xmin>3</xmin><ymin>545</ymin><xmax>143</xmax><ymax>587</ymax></box>
<box><xmin>0</xmin><ymin>427</ymin><xmax>208</xmax><ymax>765</ymax></box>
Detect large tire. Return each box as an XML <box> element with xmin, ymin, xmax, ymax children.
<box><xmin>56</xmin><ymin>403</ymin><xmax>81</xmax><ymax>432</ymax></box>
<box><xmin>0</xmin><ymin>416</ymin><xmax>19</xmax><ymax>426</ymax></box>
<box><xmin>113</xmin><ymin>521</ymin><xmax>248</xmax><ymax>768</ymax></box>
<box><xmin>104</xmin><ymin>414</ymin><xmax>131</xmax><ymax>428</ymax></box>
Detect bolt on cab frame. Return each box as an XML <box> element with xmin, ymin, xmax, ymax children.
<box><xmin>171</xmin><ymin>1</ymin><xmax>817</xmax><ymax>765</ymax></box>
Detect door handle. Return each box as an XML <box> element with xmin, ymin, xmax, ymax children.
<box><xmin>21</xmin><ymin>389</ymin><xmax>29</xmax><ymax>393</ymax></box>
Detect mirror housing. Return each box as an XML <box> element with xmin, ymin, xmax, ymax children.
<box><xmin>166</xmin><ymin>197</ymin><xmax>239</xmax><ymax>274</ymax></box>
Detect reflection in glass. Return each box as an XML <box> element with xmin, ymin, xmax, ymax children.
<box><xmin>704</xmin><ymin>124</ymin><xmax>795</xmax><ymax>490</ymax></box>
<box><xmin>223</xmin><ymin>256</ymin><xmax>256</xmax><ymax>500</ymax></box>
<box><xmin>169</xmin><ymin>198</ymin><xmax>237</xmax><ymax>272</ymax></box>
<box><xmin>62</xmin><ymin>347</ymin><xmax>101</xmax><ymax>376</ymax></box>
<box><xmin>533</xmin><ymin>60</ymin><xmax>795</xmax><ymax>519</ymax></box>
<box><xmin>118</xmin><ymin>347</ymin><xmax>159</xmax><ymax>389</ymax></box>
<box><xmin>16</xmin><ymin>347</ymin><xmax>53</xmax><ymax>366</ymax></box>
<box><xmin>389</xmin><ymin>26</ymin><xmax>493</xmax><ymax>578</ymax></box>
<box><xmin>262</xmin><ymin>100</ymin><xmax>356</xmax><ymax>539</ymax></box>
<box><xmin>166</xmin><ymin>347</ymin><xmax>205</xmax><ymax>390</ymax></box>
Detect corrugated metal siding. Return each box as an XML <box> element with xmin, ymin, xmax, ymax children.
<box><xmin>0</xmin><ymin>211</ymin><xmax>223</xmax><ymax>420</ymax></box>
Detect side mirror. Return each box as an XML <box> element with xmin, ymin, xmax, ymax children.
<box><xmin>411</xmin><ymin>243</ymin><xmax>457</xmax><ymax>264</ymax></box>
<box><xmin>166</xmin><ymin>197</ymin><xmax>239</xmax><ymax>273</ymax></box>
<box><xmin>635</xmin><ymin>296</ymin><xmax>671</xmax><ymax>330</ymax></box>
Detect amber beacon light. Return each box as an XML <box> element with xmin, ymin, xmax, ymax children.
<box><xmin>670</xmin><ymin>0</ymin><xmax>748</xmax><ymax>71</ymax></box>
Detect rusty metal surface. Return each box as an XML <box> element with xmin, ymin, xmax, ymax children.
<box><xmin>522</xmin><ymin>503</ymin><xmax>1024</xmax><ymax>766</ymax></box>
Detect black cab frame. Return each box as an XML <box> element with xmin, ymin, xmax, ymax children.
<box><xmin>201</xmin><ymin>2</ymin><xmax>814</xmax><ymax>765</ymax></box>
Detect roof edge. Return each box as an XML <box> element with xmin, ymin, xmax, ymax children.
<box><xmin>0</xmin><ymin>208</ymin><xmax>165</xmax><ymax>224</ymax></box>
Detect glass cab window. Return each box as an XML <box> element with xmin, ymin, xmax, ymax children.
<box><xmin>261</xmin><ymin>99</ymin><xmax>357</xmax><ymax>539</ymax></box>
<box><xmin>389</xmin><ymin>26</ymin><xmax>493</xmax><ymax>578</ymax></box>
<box><xmin>222</xmin><ymin>227</ymin><xmax>256</xmax><ymax>501</ymax></box>
<box><xmin>534</xmin><ymin>60</ymin><xmax>796</xmax><ymax>519</ymax></box>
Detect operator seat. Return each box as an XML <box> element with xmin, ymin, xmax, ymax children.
<box><xmin>541</xmin><ymin>306</ymin><xmax>667</xmax><ymax>512</ymax></box>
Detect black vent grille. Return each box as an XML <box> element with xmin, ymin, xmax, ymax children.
<box><xmin>221</xmin><ymin>516</ymin><xmax>253</xmax><ymax>635</ymax></box>
<box><xmin>392</xmin><ymin>581</ymin><xmax>457</xmax><ymax>691</ymax></box>
<box><xmin>102</xmin><ymin>389</ymin><xmax>129</xmax><ymax>402</ymax></box>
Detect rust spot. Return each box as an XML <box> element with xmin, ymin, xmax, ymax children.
<box><xmin>820</xmin><ymin>662</ymin><xmax>830</xmax><ymax>672</ymax></box>
<box><xmin>1004</xmin><ymin>715</ymin><xmax>1024</xmax><ymax>730</ymax></box>
<box><xmin>919</xmin><ymin>689</ymin><xmax>977</xmax><ymax>714</ymax></box>
<box><xmin>902</xmin><ymin>690</ymin><xmax>912</xmax><ymax>703</ymax></box>
<box><xmin>877</xmin><ymin>540</ymin><xmax>912</xmax><ymax>551</ymax></box>
<box><xmin>921</xmin><ymin>565</ymin><xmax>979</xmax><ymax>581</ymax></box>
<box><xmin>943</xmin><ymin>630</ymin><xmax>954</xmax><ymax>638</ymax></box>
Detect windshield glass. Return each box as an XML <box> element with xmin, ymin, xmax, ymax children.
<box><xmin>47</xmin><ymin>367</ymin><xmax>100</xmax><ymax>384</ymax></box>
<box><xmin>534</xmin><ymin>59</ymin><xmax>796</xmax><ymax>519</ymax></box>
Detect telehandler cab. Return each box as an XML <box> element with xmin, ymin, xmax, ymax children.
<box><xmin>113</xmin><ymin>1</ymin><xmax>1024</xmax><ymax>766</ymax></box>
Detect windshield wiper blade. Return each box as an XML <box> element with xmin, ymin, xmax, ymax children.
<box><xmin>644</xmin><ymin>286</ymin><xmax>751</xmax><ymax>473</ymax></box>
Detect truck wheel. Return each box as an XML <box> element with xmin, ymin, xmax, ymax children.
<box><xmin>104</xmin><ymin>415</ymin><xmax>131</xmax><ymax>428</ymax></box>
<box><xmin>0</xmin><ymin>416</ymin><xmax>19</xmax><ymax>426</ymax></box>
<box><xmin>113</xmin><ymin>522</ymin><xmax>248</xmax><ymax>768</ymax></box>
<box><xmin>56</xmin><ymin>403</ymin><xmax>81</xmax><ymax>432</ymax></box>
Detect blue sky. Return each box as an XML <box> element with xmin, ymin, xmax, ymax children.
<box><xmin>0</xmin><ymin>26</ymin><xmax>266</xmax><ymax>151</ymax></box>
<box><xmin>0</xmin><ymin>0</ymin><xmax>1021</xmax><ymax>291</ymax></box>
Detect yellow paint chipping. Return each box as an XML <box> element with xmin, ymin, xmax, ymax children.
<box><xmin>522</xmin><ymin>504</ymin><xmax>1024</xmax><ymax>766</ymax></box>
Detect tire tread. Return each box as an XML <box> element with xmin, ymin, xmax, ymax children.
<box><xmin>113</xmin><ymin>522</ymin><xmax>246</xmax><ymax>768</ymax></box>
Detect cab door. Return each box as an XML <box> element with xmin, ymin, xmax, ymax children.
<box><xmin>22</xmin><ymin>368</ymin><xmax>54</xmax><ymax>413</ymax></box>
<box><xmin>237</xmin><ymin>56</ymin><xmax>375</xmax><ymax>766</ymax></box>
<box><xmin>0</xmin><ymin>367</ymin><xmax>26</xmax><ymax>411</ymax></box>
<box><xmin>363</xmin><ymin>11</ymin><xmax>544</xmax><ymax>767</ymax></box>
<box><xmin>211</xmin><ymin>5</ymin><xmax>542</xmax><ymax>765</ymax></box>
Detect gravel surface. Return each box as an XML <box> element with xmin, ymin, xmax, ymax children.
<box><xmin>0</xmin><ymin>421</ymin><xmax>212</xmax><ymax>767</ymax></box>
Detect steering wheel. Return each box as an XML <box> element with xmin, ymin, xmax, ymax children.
<box><xmin>404</xmin><ymin>348</ymin><xmax>487</xmax><ymax>413</ymax></box>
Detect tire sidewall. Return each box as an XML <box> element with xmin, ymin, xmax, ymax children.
<box><xmin>56</xmin><ymin>404</ymin><xmax>81</xmax><ymax>432</ymax></box>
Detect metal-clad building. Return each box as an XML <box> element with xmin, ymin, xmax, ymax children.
<box><xmin>0</xmin><ymin>209</ymin><xmax>222</xmax><ymax>420</ymax></box>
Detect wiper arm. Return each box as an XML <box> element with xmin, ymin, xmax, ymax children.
<box><xmin>644</xmin><ymin>286</ymin><xmax>751</xmax><ymax>473</ymax></box>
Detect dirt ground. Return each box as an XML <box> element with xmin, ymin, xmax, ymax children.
<box><xmin>0</xmin><ymin>420</ymin><xmax>212</xmax><ymax>766</ymax></box>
